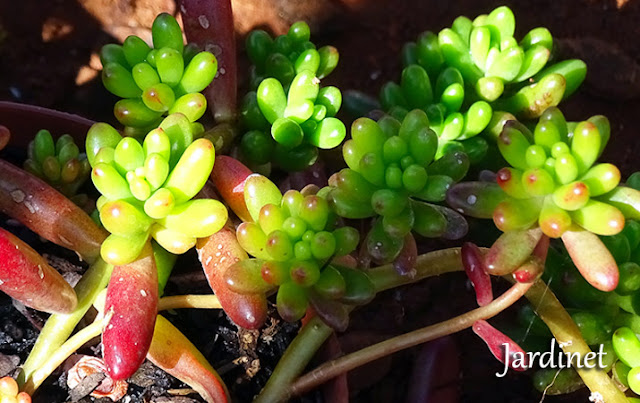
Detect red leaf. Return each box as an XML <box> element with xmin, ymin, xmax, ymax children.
<box><xmin>472</xmin><ymin>320</ymin><xmax>529</xmax><ymax>372</ymax></box>
<box><xmin>461</xmin><ymin>242</ymin><xmax>493</xmax><ymax>306</ymax></box>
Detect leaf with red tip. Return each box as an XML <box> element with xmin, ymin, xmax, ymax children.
<box><xmin>148</xmin><ymin>315</ymin><xmax>230</xmax><ymax>403</ymax></box>
<box><xmin>210</xmin><ymin>155</ymin><xmax>253</xmax><ymax>222</ymax></box>
<box><xmin>197</xmin><ymin>224</ymin><xmax>268</xmax><ymax>329</ymax></box>
<box><xmin>461</xmin><ymin>242</ymin><xmax>493</xmax><ymax>306</ymax></box>
<box><xmin>512</xmin><ymin>235</ymin><xmax>549</xmax><ymax>283</ymax></box>
<box><xmin>561</xmin><ymin>228</ymin><xmax>619</xmax><ymax>291</ymax></box>
<box><xmin>472</xmin><ymin>320</ymin><xmax>529</xmax><ymax>372</ymax></box>
<box><xmin>102</xmin><ymin>243</ymin><xmax>158</xmax><ymax>380</ymax></box>
<box><xmin>0</xmin><ymin>228</ymin><xmax>77</xmax><ymax>313</ymax></box>
<box><xmin>181</xmin><ymin>0</ymin><xmax>236</xmax><ymax>124</ymax></box>
<box><xmin>0</xmin><ymin>159</ymin><xmax>107</xmax><ymax>262</ymax></box>
<box><xmin>485</xmin><ymin>228</ymin><xmax>543</xmax><ymax>275</ymax></box>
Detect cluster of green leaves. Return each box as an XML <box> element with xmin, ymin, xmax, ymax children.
<box><xmin>86</xmin><ymin>114</ymin><xmax>227</xmax><ymax>265</ymax></box>
<box><xmin>328</xmin><ymin>111</ymin><xmax>468</xmax><ymax>263</ymax></box>
<box><xmin>380</xmin><ymin>5</ymin><xmax>586</xmax><ymax>163</ymax></box>
<box><xmin>239</xmin><ymin>22</ymin><xmax>345</xmax><ymax>171</ymax></box>
<box><xmin>23</xmin><ymin>130</ymin><xmax>90</xmax><ymax>198</ymax></box>
<box><xmin>493</xmin><ymin>107</ymin><xmax>625</xmax><ymax>238</ymax></box>
<box><xmin>227</xmin><ymin>174</ymin><xmax>373</xmax><ymax>329</ymax></box>
<box><xmin>100</xmin><ymin>13</ymin><xmax>217</xmax><ymax>135</ymax></box>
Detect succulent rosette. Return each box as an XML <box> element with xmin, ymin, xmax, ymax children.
<box><xmin>23</xmin><ymin>129</ymin><xmax>91</xmax><ymax>198</ymax></box>
<box><xmin>224</xmin><ymin>173</ymin><xmax>372</xmax><ymax>330</ymax></box>
<box><xmin>100</xmin><ymin>13</ymin><xmax>217</xmax><ymax>135</ymax></box>
<box><xmin>448</xmin><ymin>107</ymin><xmax>640</xmax><ymax>292</ymax></box>
<box><xmin>328</xmin><ymin>110</ymin><xmax>468</xmax><ymax>267</ymax></box>
<box><xmin>238</xmin><ymin>21</ymin><xmax>345</xmax><ymax>171</ymax></box>
<box><xmin>86</xmin><ymin>113</ymin><xmax>228</xmax><ymax>265</ymax></box>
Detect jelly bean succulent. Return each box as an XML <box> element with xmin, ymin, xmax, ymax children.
<box><xmin>239</xmin><ymin>21</ymin><xmax>345</xmax><ymax>171</ymax></box>
<box><xmin>100</xmin><ymin>13</ymin><xmax>217</xmax><ymax>135</ymax></box>
<box><xmin>3</xmin><ymin>3</ymin><xmax>640</xmax><ymax>403</ymax></box>
<box><xmin>23</xmin><ymin>129</ymin><xmax>90</xmax><ymax>198</ymax></box>
<box><xmin>224</xmin><ymin>173</ymin><xmax>372</xmax><ymax>330</ymax></box>
<box><xmin>328</xmin><ymin>110</ymin><xmax>469</xmax><ymax>267</ymax></box>
<box><xmin>86</xmin><ymin>113</ymin><xmax>227</xmax><ymax>265</ymax></box>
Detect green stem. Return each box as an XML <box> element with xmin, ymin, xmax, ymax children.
<box><xmin>289</xmin><ymin>281</ymin><xmax>532</xmax><ymax>397</ymax></box>
<box><xmin>255</xmin><ymin>248</ymin><xmax>463</xmax><ymax>403</ymax></box>
<box><xmin>525</xmin><ymin>280</ymin><xmax>628</xmax><ymax>403</ymax></box>
<box><xmin>18</xmin><ymin>257</ymin><xmax>113</xmax><ymax>386</ymax></box>
<box><xmin>23</xmin><ymin>312</ymin><xmax>111</xmax><ymax>395</ymax></box>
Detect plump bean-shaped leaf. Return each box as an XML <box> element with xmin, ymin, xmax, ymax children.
<box><xmin>132</xmin><ymin>62</ymin><xmax>160</xmax><ymax>91</ymax></box>
<box><xmin>515</xmin><ymin>45</ymin><xmax>550</xmax><ymax>82</ymax></box>
<box><xmin>257</xmin><ymin>78</ymin><xmax>286</xmax><ymax>124</ymax></box>
<box><xmin>487</xmin><ymin>47</ymin><xmax>524</xmax><ymax>82</ymax></box>
<box><xmin>143</xmin><ymin>128</ymin><xmax>171</xmax><ymax>162</ymax></box>
<box><xmin>497</xmin><ymin>73</ymin><xmax>566</xmax><ymax>119</ymax></box>
<box><xmin>33</xmin><ymin>129</ymin><xmax>54</xmax><ymax>164</ymax></box>
<box><xmin>169</xmin><ymin>93</ymin><xmax>207</xmax><ymax>122</ymax></box>
<box><xmin>539</xmin><ymin>198</ymin><xmax>572</xmax><ymax>238</ymax></box>
<box><xmin>123</xmin><ymin>35</ymin><xmax>151</xmax><ymax>67</ymax></box>
<box><xmin>379</xmin><ymin>82</ymin><xmax>408</xmax><ymax>110</ymax></box>
<box><xmin>486</xmin><ymin>6</ymin><xmax>515</xmax><ymax>39</ymax></box>
<box><xmin>533</xmin><ymin>59</ymin><xmax>586</xmax><ymax>100</ymax></box>
<box><xmin>562</xmin><ymin>228</ymin><xmax>619</xmax><ymax>291</ymax></box>
<box><xmin>307</xmin><ymin>117</ymin><xmax>345</xmax><ymax>149</ymax></box>
<box><xmin>428</xmin><ymin>150</ymin><xmax>469</xmax><ymax>182</ymax></box>
<box><xmin>438</xmin><ymin>29</ymin><xmax>483</xmax><ymax>82</ymax></box>
<box><xmin>415</xmin><ymin>31</ymin><xmax>444</xmax><ymax>76</ymax></box>
<box><xmin>100</xmin><ymin>200</ymin><xmax>152</xmax><ymax>236</ymax></box>
<box><xmin>485</xmin><ymin>228</ymin><xmax>543</xmax><ymax>275</ymax></box>
<box><xmin>164</xmin><ymin>138</ymin><xmax>215</xmax><ymax>204</ymax></box>
<box><xmin>580</xmin><ymin>163</ymin><xmax>620</xmax><ymax>196</ymax></box>
<box><xmin>600</xmin><ymin>186</ymin><xmax>640</xmax><ymax>220</ymax></box>
<box><xmin>148</xmin><ymin>315</ymin><xmax>230</xmax><ymax>402</ymax></box>
<box><xmin>446</xmin><ymin>181</ymin><xmax>506</xmax><ymax>218</ymax></box>
<box><xmin>114</xmin><ymin>99</ymin><xmax>162</xmax><ymax>128</ymax></box>
<box><xmin>571</xmin><ymin>121</ymin><xmax>601</xmax><ymax>174</ymax></box>
<box><xmin>349</xmin><ymin>117</ymin><xmax>386</xmax><ymax>159</ymax></box>
<box><xmin>142</xmin><ymin>83</ymin><xmax>176</xmax><ymax>112</ymax></box>
<box><xmin>101</xmin><ymin>231</ymin><xmax>149</xmax><ymax>265</ymax></box>
<box><xmin>288</xmin><ymin>70</ymin><xmax>319</xmax><ymax>105</ymax></box>
<box><xmin>144</xmin><ymin>188</ymin><xmax>175</xmax><ymax>219</ymax></box>
<box><xmin>197</xmin><ymin>225</ymin><xmax>268</xmax><ymax>329</ymax></box>
<box><xmin>114</xmin><ymin>137</ymin><xmax>144</xmax><ymax>174</ymax></box>
<box><xmin>150</xmin><ymin>224</ymin><xmax>195</xmax><ymax>254</ymax></box>
<box><xmin>102</xmin><ymin>63</ymin><xmax>142</xmax><ymax>98</ymax></box>
<box><xmin>521</xmin><ymin>27</ymin><xmax>552</xmax><ymax>50</ymax></box>
<box><xmin>246</xmin><ymin>30</ymin><xmax>273</xmax><ymax>66</ymax></box>
<box><xmin>294</xmin><ymin>49</ymin><xmax>320</xmax><ymax>75</ymax></box>
<box><xmin>401</xmin><ymin>64</ymin><xmax>433</xmax><ymax>108</ymax></box>
<box><xmin>328</xmin><ymin>188</ymin><xmax>374</xmax><ymax>219</ymax></box>
<box><xmin>244</xmin><ymin>174</ymin><xmax>282</xmax><ymax>222</ymax></box>
<box><xmin>462</xmin><ymin>242</ymin><xmax>493</xmax><ymax>306</ymax></box>
<box><xmin>177</xmin><ymin>51</ymin><xmax>217</xmax><ymax>94</ymax></box>
<box><xmin>493</xmin><ymin>198</ymin><xmax>541</xmax><ymax>232</ymax></box>
<box><xmin>571</xmin><ymin>200</ymin><xmax>624</xmax><ymax>236</ymax></box>
<box><xmin>316</xmin><ymin>86</ymin><xmax>341</xmax><ymax>117</ymax></box>
<box><xmin>498</xmin><ymin>123</ymin><xmax>531</xmax><ymax>170</ymax></box>
<box><xmin>496</xmin><ymin>168</ymin><xmax>527</xmax><ymax>199</ymax></box>
<box><xmin>158</xmin><ymin>114</ymin><xmax>193</xmax><ymax>166</ymax></box>
<box><xmin>271</xmin><ymin>117</ymin><xmax>304</xmax><ymax>148</ymax></box>
<box><xmin>86</xmin><ymin>123</ymin><xmax>122</xmax><ymax>167</ymax></box>
<box><xmin>152</xmin><ymin>13</ymin><xmax>184</xmax><ymax>53</ymax></box>
<box><xmin>160</xmin><ymin>199</ymin><xmax>227</xmax><ymax>238</ymax></box>
<box><xmin>0</xmin><ymin>228</ymin><xmax>77</xmax><ymax>313</ymax></box>
<box><xmin>103</xmin><ymin>242</ymin><xmax>157</xmax><ymax>380</ymax></box>
<box><xmin>265</xmin><ymin>53</ymin><xmax>295</xmax><ymax>86</ymax></box>
<box><xmin>100</xmin><ymin>43</ymin><xmax>128</xmax><ymax>67</ymax></box>
<box><xmin>91</xmin><ymin>163</ymin><xmax>132</xmax><ymax>200</ymax></box>
<box><xmin>276</xmin><ymin>283</ymin><xmax>308</xmax><ymax>322</ymax></box>
<box><xmin>335</xmin><ymin>265</ymin><xmax>375</xmax><ymax>305</ymax></box>
<box><xmin>457</xmin><ymin>101</ymin><xmax>492</xmax><ymax>139</ymax></box>
<box><xmin>317</xmin><ymin>45</ymin><xmax>339</xmax><ymax>79</ymax></box>
<box><xmin>614</xmin><ymin>327</ymin><xmax>640</xmax><ymax>370</ymax></box>
<box><xmin>410</xmin><ymin>200</ymin><xmax>447</xmax><ymax>237</ymax></box>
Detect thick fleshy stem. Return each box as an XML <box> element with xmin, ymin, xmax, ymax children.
<box><xmin>255</xmin><ymin>248</ymin><xmax>463</xmax><ymax>402</ymax></box>
<box><xmin>19</xmin><ymin>258</ymin><xmax>113</xmax><ymax>387</ymax></box>
<box><xmin>287</xmin><ymin>282</ymin><xmax>532</xmax><ymax>398</ymax></box>
<box><xmin>22</xmin><ymin>311</ymin><xmax>112</xmax><ymax>395</ymax></box>
<box><xmin>180</xmin><ymin>0</ymin><xmax>237</xmax><ymax>125</ymax></box>
<box><xmin>524</xmin><ymin>280</ymin><xmax>627</xmax><ymax>403</ymax></box>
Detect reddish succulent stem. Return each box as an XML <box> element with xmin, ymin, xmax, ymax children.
<box><xmin>0</xmin><ymin>228</ymin><xmax>77</xmax><ymax>313</ymax></box>
<box><xmin>0</xmin><ymin>101</ymin><xmax>93</xmax><ymax>148</ymax></box>
<box><xmin>102</xmin><ymin>243</ymin><xmax>158</xmax><ymax>380</ymax></box>
<box><xmin>512</xmin><ymin>235</ymin><xmax>549</xmax><ymax>283</ymax></box>
<box><xmin>147</xmin><ymin>315</ymin><xmax>230</xmax><ymax>403</ymax></box>
<box><xmin>210</xmin><ymin>155</ymin><xmax>253</xmax><ymax>222</ymax></box>
<box><xmin>0</xmin><ymin>159</ymin><xmax>107</xmax><ymax>262</ymax></box>
<box><xmin>196</xmin><ymin>223</ymin><xmax>268</xmax><ymax>329</ymax></box>
<box><xmin>461</xmin><ymin>242</ymin><xmax>493</xmax><ymax>306</ymax></box>
<box><xmin>472</xmin><ymin>319</ymin><xmax>528</xmax><ymax>371</ymax></box>
<box><xmin>180</xmin><ymin>0</ymin><xmax>237</xmax><ymax>124</ymax></box>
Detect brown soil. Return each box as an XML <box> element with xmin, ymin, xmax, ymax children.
<box><xmin>1</xmin><ymin>0</ymin><xmax>639</xmax><ymax>402</ymax></box>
